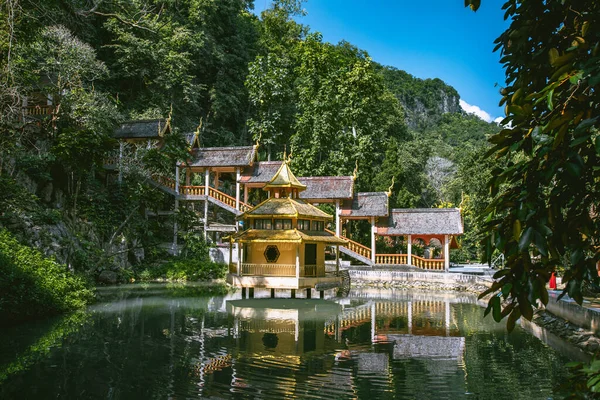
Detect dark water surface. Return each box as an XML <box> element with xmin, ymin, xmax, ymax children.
<box><xmin>0</xmin><ymin>284</ymin><xmax>571</xmax><ymax>399</ymax></box>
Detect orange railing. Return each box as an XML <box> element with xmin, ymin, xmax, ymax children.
<box><xmin>208</xmin><ymin>187</ymin><xmax>251</xmax><ymax>212</ymax></box>
<box><xmin>411</xmin><ymin>255</ymin><xmax>445</xmax><ymax>271</ymax></box>
<box><xmin>375</xmin><ymin>254</ymin><xmax>408</xmax><ymax>265</ymax></box>
<box><xmin>152</xmin><ymin>174</ymin><xmax>176</xmax><ymax>190</ymax></box>
<box><xmin>179</xmin><ymin>185</ymin><xmax>205</xmax><ymax>196</ymax></box>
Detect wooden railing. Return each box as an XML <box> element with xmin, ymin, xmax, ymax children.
<box><xmin>22</xmin><ymin>105</ymin><xmax>53</xmax><ymax>116</ymax></box>
<box><xmin>303</xmin><ymin>264</ymin><xmax>325</xmax><ymax>277</ymax></box>
<box><xmin>152</xmin><ymin>174</ymin><xmax>176</xmax><ymax>190</ymax></box>
<box><xmin>375</xmin><ymin>254</ymin><xmax>408</xmax><ymax>265</ymax></box>
<box><xmin>103</xmin><ymin>156</ymin><xmax>119</xmax><ymax>166</ymax></box>
<box><xmin>325</xmin><ymin>228</ymin><xmax>371</xmax><ymax>260</ymax></box>
<box><xmin>411</xmin><ymin>255</ymin><xmax>445</xmax><ymax>271</ymax></box>
<box><xmin>208</xmin><ymin>187</ymin><xmax>251</xmax><ymax>212</ymax></box>
<box><xmin>180</xmin><ymin>185</ymin><xmax>205</xmax><ymax>196</ymax></box>
<box><xmin>241</xmin><ymin>263</ymin><xmax>296</xmax><ymax>277</ymax></box>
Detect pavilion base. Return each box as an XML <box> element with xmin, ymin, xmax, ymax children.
<box><xmin>227</xmin><ymin>274</ymin><xmax>342</xmax><ymax>290</ymax></box>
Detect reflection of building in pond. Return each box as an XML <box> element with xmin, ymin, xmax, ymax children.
<box><xmin>213</xmin><ymin>297</ymin><xmax>468</xmax><ymax>397</ymax></box>
<box><xmin>227</xmin><ymin>299</ymin><xmax>342</xmax><ymax>355</ymax></box>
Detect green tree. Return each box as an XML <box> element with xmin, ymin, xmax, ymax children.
<box><xmin>468</xmin><ymin>0</ymin><xmax>600</xmax><ymax>332</ymax></box>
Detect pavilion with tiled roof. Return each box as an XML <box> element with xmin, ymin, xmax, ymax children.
<box><xmin>227</xmin><ymin>159</ymin><xmax>346</xmax><ymax>297</ymax></box>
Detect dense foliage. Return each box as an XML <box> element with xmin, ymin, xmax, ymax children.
<box><xmin>0</xmin><ymin>229</ymin><xmax>94</xmax><ymax>325</ymax></box>
<box><xmin>471</xmin><ymin>0</ymin><xmax>600</xmax><ymax>331</ymax></box>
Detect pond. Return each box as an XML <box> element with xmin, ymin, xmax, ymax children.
<box><xmin>0</xmin><ymin>284</ymin><xmax>575</xmax><ymax>399</ymax></box>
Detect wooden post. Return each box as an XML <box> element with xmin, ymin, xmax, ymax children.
<box><xmin>244</xmin><ymin>185</ymin><xmax>249</xmax><ymax>204</ymax></box>
<box><xmin>336</xmin><ymin>245</ymin><xmax>340</xmax><ymax>273</ymax></box>
<box><xmin>335</xmin><ymin>199</ymin><xmax>341</xmax><ymax>237</ymax></box>
<box><xmin>444</xmin><ymin>234</ymin><xmax>450</xmax><ymax>272</ymax></box>
<box><xmin>228</xmin><ymin>239</ymin><xmax>233</xmax><ymax>273</ymax></box>
<box><xmin>235</xmin><ymin>167</ymin><xmax>240</xmax><ymax>211</ymax></box>
<box><xmin>185</xmin><ymin>168</ymin><xmax>191</xmax><ymax>185</ymax></box>
<box><xmin>175</xmin><ymin>166</ymin><xmax>180</xmax><ymax>195</ymax></box>
<box><xmin>214</xmin><ymin>171</ymin><xmax>219</xmax><ymax>190</ymax></box>
<box><xmin>204</xmin><ymin>169</ymin><xmax>209</xmax><ymax>239</ymax></box>
<box><xmin>370</xmin><ymin>217</ymin><xmax>376</xmax><ymax>265</ymax></box>
<box><xmin>407</xmin><ymin>234</ymin><xmax>412</xmax><ymax>266</ymax></box>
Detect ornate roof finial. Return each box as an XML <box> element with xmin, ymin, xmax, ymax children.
<box><xmin>386</xmin><ymin>176</ymin><xmax>395</xmax><ymax>198</ymax></box>
<box><xmin>254</xmin><ymin>131</ymin><xmax>262</xmax><ymax>149</ymax></box>
<box><xmin>190</xmin><ymin>117</ymin><xmax>202</xmax><ymax>150</ymax></box>
<box><xmin>283</xmin><ymin>144</ymin><xmax>287</xmax><ymax>162</ymax></box>
<box><xmin>352</xmin><ymin>160</ymin><xmax>359</xmax><ymax>181</ymax></box>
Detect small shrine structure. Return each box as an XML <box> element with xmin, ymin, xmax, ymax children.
<box><xmin>226</xmin><ymin>158</ymin><xmax>347</xmax><ymax>297</ymax></box>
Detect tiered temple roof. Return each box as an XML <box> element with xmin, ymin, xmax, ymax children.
<box><xmin>241</xmin><ymin>198</ymin><xmax>331</xmax><ymax>220</ymax></box>
<box><xmin>377</xmin><ymin>208</ymin><xmax>463</xmax><ymax>235</ymax></box>
<box><xmin>341</xmin><ymin>192</ymin><xmax>390</xmax><ymax>218</ymax></box>
<box><xmin>113</xmin><ymin>119</ymin><xmax>171</xmax><ymax>139</ymax></box>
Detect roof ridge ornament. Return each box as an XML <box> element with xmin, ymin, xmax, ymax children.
<box><xmin>254</xmin><ymin>131</ymin><xmax>262</xmax><ymax>150</ymax></box>
<box><xmin>386</xmin><ymin>176</ymin><xmax>395</xmax><ymax>198</ymax></box>
<box><xmin>352</xmin><ymin>160</ymin><xmax>358</xmax><ymax>181</ymax></box>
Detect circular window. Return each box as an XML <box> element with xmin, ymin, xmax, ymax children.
<box><xmin>264</xmin><ymin>245</ymin><xmax>280</xmax><ymax>263</ymax></box>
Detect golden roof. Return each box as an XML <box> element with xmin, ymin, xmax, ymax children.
<box><xmin>230</xmin><ymin>229</ymin><xmax>348</xmax><ymax>245</ymax></box>
<box><xmin>264</xmin><ymin>160</ymin><xmax>307</xmax><ymax>191</ymax></box>
<box><xmin>239</xmin><ymin>198</ymin><xmax>332</xmax><ymax>220</ymax></box>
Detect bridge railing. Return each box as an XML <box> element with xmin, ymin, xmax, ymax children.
<box><xmin>375</xmin><ymin>254</ymin><xmax>408</xmax><ymax>265</ymax></box>
<box><xmin>411</xmin><ymin>255</ymin><xmax>445</xmax><ymax>271</ymax></box>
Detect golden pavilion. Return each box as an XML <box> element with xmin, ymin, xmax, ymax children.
<box><xmin>226</xmin><ymin>158</ymin><xmax>347</xmax><ymax>298</ymax></box>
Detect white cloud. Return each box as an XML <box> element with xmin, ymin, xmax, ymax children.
<box><xmin>459</xmin><ymin>99</ymin><xmax>496</xmax><ymax>123</ymax></box>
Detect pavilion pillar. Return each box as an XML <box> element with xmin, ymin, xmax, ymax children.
<box><xmin>335</xmin><ymin>200</ymin><xmax>341</xmax><ymax>237</ymax></box>
<box><xmin>444</xmin><ymin>234</ymin><xmax>450</xmax><ymax>272</ymax></box>
<box><xmin>295</xmin><ymin>245</ymin><xmax>300</xmax><ymax>279</ymax></box>
<box><xmin>407</xmin><ymin>235</ymin><xmax>412</xmax><ymax>266</ymax></box>
<box><xmin>244</xmin><ymin>185</ymin><xmax>249</xmax><ymax>204</ymax></box>
<box><xmin>228</xmin><ymin>239</ymin><xmax>233</xmax><ymax>273</ymax></box>
<box><xmin>175</xmin><ymin>166</ymin><xmax>180</xmax><ymax>195</ymax></box>
<box><xmin>204</xmin><ymin>169</ymin><xmax>209</xmax><ymax>239</ymax></box>
<box><xmin>370</xmin><ymin>217</ymin><xmax>376</xmax><ymax>265</ymax></box>
<box><xmin>185</xmin><ymin>168</ymin><xmax>191</xmax><ymax>185</ymax></box>
<box><xmin>118</xmin><ymin>141</ymin><xmax>124</xmax><ymax>183</ymax></box>
<box><xmin>235</xmin><ymin>167</ymin><xmax>240</xmax><ymax>211</ymax></box>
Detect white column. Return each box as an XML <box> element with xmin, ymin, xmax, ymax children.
<box><xmin>335</xmin><ymin>200</ymin><xmax>341</xmax><ymax>237</ymax></box>
<box><xmin>235</xmin><ymin>168</ymin><xmax>240</xmax><ymax>211</ymax></box>
<box><xmin>336</xmin><ymin>245</ymin><xmax>340</xmax><ymax>273</ymax></box>
<box><xmin>370</xmin><ymin>216</ymin><xmax>376</xmax><ymax>264</ymax></box>
<box><xmin>407</xmin><ymin>235</ymin><xmax>412</xmax><ymax>266</ymax></box>
<box><xmin>444</xmin><ymin>234</ymin><xmax>450</xmax><ymax>272</ymax></box>
<box><xmin>228</xmin><ymin>239</ymin><xmax>233</xmax><ymax>271</ymax></box>
<box><xmin>296</xmin><ymin>245</ymin><xmax>300</xmax><ymax>278</ymax></box>
<box><xmin>204</xmin><ymin>169</ymin><xmax>209</xmax><ymax>239</ymax></box>
<box><xmin>175</xmin><ymin>166</ymin><xmax>180</xmax><ymax>195</ymax></box>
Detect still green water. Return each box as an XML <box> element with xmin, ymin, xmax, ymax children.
<box><xmin>0</xmin><ymin>284</ymin><xmax>573</xmax><ymax>399</ymax></box>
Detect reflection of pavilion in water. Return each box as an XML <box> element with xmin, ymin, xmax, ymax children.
<box><xmin>203</xmin><ymin>297</ymin><xmax>468</xmax><ymax>397</ymax></box>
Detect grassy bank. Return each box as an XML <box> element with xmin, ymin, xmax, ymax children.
<box><xmin>0</xmin><ymin>229</ymin><xmax>94</xmax><ymax>325</ymax></box>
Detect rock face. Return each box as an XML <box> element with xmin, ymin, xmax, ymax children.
<box><xmin>98</xmin><ymin>270</ymin><xmax>118</xmax><ymax>284</ymax></box>
<box><xmin>532</xmin><ymin>309</ymin><xmax>600</xmax><ymax>355</ymax></box>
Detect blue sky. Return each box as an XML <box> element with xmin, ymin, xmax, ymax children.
<box><xmin>253</xmin><ymin>0</ymin><xmax>510</xmax><ymax>123</ymax></box>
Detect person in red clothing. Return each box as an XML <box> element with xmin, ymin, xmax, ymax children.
<box><xmin>549</xmin><ymin>272</ymin><xmax>557</xmax><ymax>290</ymax></box>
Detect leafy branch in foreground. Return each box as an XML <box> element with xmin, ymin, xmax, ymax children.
<box><xmin>471</xmin><ymin>0</ymin><xmax>600</xmax><ymax>329</ymax></box>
